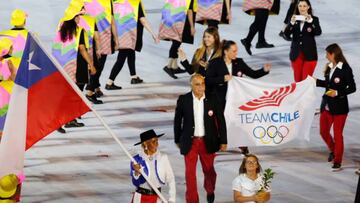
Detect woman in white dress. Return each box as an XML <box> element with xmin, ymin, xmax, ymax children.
<box><xmin>232</xmin><ymin>154</ymin><xmax>271</xmax><ymax>203</ymax></box>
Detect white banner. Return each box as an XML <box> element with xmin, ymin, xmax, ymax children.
<box><xmin>224</xmin><ymin>76</ymin><xmax>317</xmax><ymax>147</ymax></box>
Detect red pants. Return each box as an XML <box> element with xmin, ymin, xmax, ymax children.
<box><xmin>291</xmin><ymin>51</ymin><xmax>317</xmax><ymax>82</ymax></box>
<box><xmin>320</xmin><ymin>110</ymin><xmax>348</xmax><ymax>164</ymax></box>
<box><xmin>185</xmin><ymin>138</ymin><xmax>216</xmax><ymax>203</ymax></box>
<box><xmin>131</xmin><ymin>192</ymin><xmax>158</xmax><ymax>203</ymax></box>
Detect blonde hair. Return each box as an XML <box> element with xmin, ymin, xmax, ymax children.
<box><xmin>191</xmin><ymin>27</ymin><xmax>221</xmax><ymax>71</ymax></box>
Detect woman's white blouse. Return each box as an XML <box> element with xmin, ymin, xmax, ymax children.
<box><xmin>232</xmin><ymin>173</ymin><xmax>264</xmax><ymax>203</ymax></box>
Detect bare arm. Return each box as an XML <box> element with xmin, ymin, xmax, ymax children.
<box><xmin>187</xmin><ymin>9</ymin><xmax>195</xmax><ymax>36</ymax></box>
<box><xmin>225</xmin><ymin>0</ymin><xmax>231</xmax><ymax>21</ymax></box>
<box><xmin>94</xmin><ymin>31</ymin><xmax>101</xmax><ymax>59</ymax></box>
<box><xmin>7</xmin><ymin>60</ymin><xmax>16</xmax><ymax>81</ymax></box>
<box><xmin>233</xmin><ymin>190</ymin><xmax>257</xmax><ymax>203</ymax></box>
<box><xmin>111</xmin><ymin>16</ymin><xmax>119</xmax><ymax>49</ymax></box>
<box><xmin>140</xmin><ymin>17</ymin><xmax>159</xmax><ymax>43</ymax></box>
<box><xmin>79</xmin><ymin>44</ymin><xmax>96</xmax><ymax>75</ymax></box>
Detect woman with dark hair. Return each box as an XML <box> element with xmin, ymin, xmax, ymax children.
<box><xmin>232</xmin><ymin>154</ymin><xmax>271</xmax><ymax>203</ymax></box>
<box><xmin>206</xmin><ymin>40</ymin><xmax>270</xmax><ymax>155</ymax></box>
<box><xmin>177</xmin><ymin>27</ymin><xmax>222</xmax><ymax>77</ymax></box>
<box><xmin>314</xmin><ymin>43</ymin><xmax>356</xmax><ymax>170</ymax></box>
<box><xmin>284</xmin><ymin>0</ymin><xmax>322</xmax><ymax>82</ymax></box>
<box><xmin>53</xmin><ymin>6</ymin><xmax>97</xmax><ymax>129</ymax></box>
<box><xmin>206</xmin><ymin>40</ymin><xmax>271</xmax><ymax>110</ymax></box>
<box><xmin>57</xmin><ymin>9</ymin><xmax>97</xmax><ymax>88</ymax></box>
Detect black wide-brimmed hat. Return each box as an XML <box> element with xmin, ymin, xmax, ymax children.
<box><xmin>134</xmin><ymin>129</ymin><xmax>164</xmax><ymax>146</ymax></box>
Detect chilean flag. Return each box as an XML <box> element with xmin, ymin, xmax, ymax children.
<box><xmin>0</xmin><ymin>32</ymin><xmax>90</xmax><ymax>178</ymax></box>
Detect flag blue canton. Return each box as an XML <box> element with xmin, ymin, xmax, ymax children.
<box><xmin>15</xmin><ymin>33</ymin><xmax>58</xmax><ymax>89</ymax></box>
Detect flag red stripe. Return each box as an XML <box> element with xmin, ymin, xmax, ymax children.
<box><xmin>239</xmin><ymin>83</ymin><xmax>296</xmax><ymax>111</ymax></box>
<box><xmin>26</xmin><ymin>72</ymin><xmax>90</xmax><ymax>149</ymax></box>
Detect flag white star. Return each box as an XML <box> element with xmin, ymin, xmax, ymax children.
<box><xmin>28</xmin><ymin>50</ymin><xmax>41</xmax><ymax>70</ymax></box>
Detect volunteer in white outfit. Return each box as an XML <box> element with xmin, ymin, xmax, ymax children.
<box><xmin>131</xmin><ymin>129</ymin><xmax>176</xmax><ymax>203</ymax></box>
<box><xmin>232</xmin><ymin>154</ymin><xmax>271</xmax><ymax>203</ymax></box>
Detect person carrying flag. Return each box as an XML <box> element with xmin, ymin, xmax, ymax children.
<box><xmin>131</xmin><ymin>129</ymin><xmax>176</xmax><ymax>203</ymax></box>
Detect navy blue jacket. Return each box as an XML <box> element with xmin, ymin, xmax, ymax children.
<box><xmin>174</xmin><ymin>92</ymin><xmax>227</xmax><ymax>155</ymax></box>
<box><xmin>316</xmin><ymin>63</ymin><xmax>356</xmax><ymax>114</ymax></box>
<box><xmin>284</xmin><ymin>16</ymin><xmax>322</xmax><ymax>61</ymax></box>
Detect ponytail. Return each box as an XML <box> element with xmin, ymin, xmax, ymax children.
<box><xmin>221</xmin><ymin>39</ymin><xmax>236</xmax><ymax>57</ymax></box>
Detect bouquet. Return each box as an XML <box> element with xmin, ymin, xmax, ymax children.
<box><xmin>259</xmin><ymin>168</ymin><xmax>275</xmax><ymax>192</ymax></box>
<box><xmin>256</xmin><ymin>168</ymin><xmax>275</xmax><ymax>203</ymax></box>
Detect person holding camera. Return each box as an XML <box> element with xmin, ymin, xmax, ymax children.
<box><xmin>284</xmin><ymin>0</ymin><xmax>322</xmax><ymax>82</ymax></box>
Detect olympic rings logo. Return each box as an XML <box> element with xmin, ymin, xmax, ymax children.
<box><xmin>252</xmin><ymin>125</ymin><xmax>290</xmax><ymax>144</ymax></box>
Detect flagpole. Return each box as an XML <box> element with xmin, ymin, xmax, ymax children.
<box><xmin>90</xmin><ymin>108</ymin><xmax>169</xmax><ymax>203</ymax></box>
<box><xmin>31</xmin><ymin>32</ymin><xmax>169</xmax><ymax>203</ymax></box>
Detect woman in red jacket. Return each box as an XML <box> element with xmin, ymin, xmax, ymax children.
<box><xmin>315</xmin><ymin>43</ymin><xmax>356</xmax><ymax>170</ymax></box>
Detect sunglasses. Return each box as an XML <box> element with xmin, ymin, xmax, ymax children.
<box><xmin>245</xmin><ymin>160</ymin><xmax>258</xmax><ymax>165</ymax></box>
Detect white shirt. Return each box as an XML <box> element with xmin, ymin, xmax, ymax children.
<box><xmin>138</xmin><ymin>152</ymin><xmax>161</xmax><ymax>189</ymax></box>
<box><xmin>232</xmin><ymin>174</ymin><xmax>265</xmax><ymax>203</ymax></box>
<box><xmin>300</xmin><ymin>21</ymin><xmax>305</xmax><ymax>31</ymax></box>
<box><xmin>226</xmin><ymin>62</ymin><xmax>232</xmax><ymax>75</ymax></box>
<box><xmin>132</xmin><ymin>151</ymin><xmax>176</xmax><ymax>202</ymax></box>
<box><xmin>192</xmin><ymin>93</ymin><xmax>205</xmax><ymax>137</ymax></box>
<box><xmin>206</xmin><ymin>49</ymin><xmax>214</xmax><ymax>62</ymax></box>
<box><xmin>329</xmin><ymin>61</ymin><xmax>343</xmax><ymax>79</ymax></box>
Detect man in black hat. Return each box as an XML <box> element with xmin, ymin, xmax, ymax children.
<box><xmin>174</xmin><ymin>74</ymin><xmax>227</xmax><ymax>203</ymax></box>
<box><xmin>131</xmin><ymin>129</ymin><xmax>176</xmax><ymax>203</ymax></box>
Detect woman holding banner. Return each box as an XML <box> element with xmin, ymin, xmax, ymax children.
<box><xmin>206</xmin><ymin>40</ymin><xmax>271</xmax><ymax>154</ymax></box>
<box><xmin>314</xmin><ymin>43</ymin><xmax>356</xmax><ymax>170</ymax></box>
<box><xmin>206</xmin><ymin>40</ymin><xmax>271</xmax><ymax>110</ymax></box>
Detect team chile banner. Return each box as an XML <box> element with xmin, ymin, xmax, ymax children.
<box><xmin>224</xmin><ymin>76</ymin><xmax>317</xmax><ymax>147</ymax></box>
